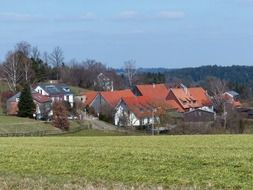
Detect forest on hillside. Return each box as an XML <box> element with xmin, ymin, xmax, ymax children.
<box><xmin>166</xmin><ymin>65</ymin><xmax>253</xmax><ymax>86</ymax></box>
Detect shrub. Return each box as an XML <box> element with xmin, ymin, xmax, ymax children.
<box><xmin>52</xmin><ymin>101</ymin><xmax>69</xmax><ymax>130</ymax></box>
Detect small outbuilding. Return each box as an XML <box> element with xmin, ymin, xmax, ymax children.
<box><xmin>184</xmin><ymin>107</ymin><xmax>215</xmax><ymax>122</ymax></box>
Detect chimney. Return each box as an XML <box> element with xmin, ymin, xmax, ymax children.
<box><xmin>111</xmin><ymin>81</ymin><xmax>114</xmax><ymax>92</ymax></box>
<box><xmin>180</xmin><ymin>83</ymin><xmax>188</xmax><ymax>94</ymax></box>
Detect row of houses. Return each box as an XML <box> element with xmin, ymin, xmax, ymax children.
<box><xmin>7</xmin><ymin>83</ymin><xmax>74</xmax><ymax>119</ymax></box>
<box><xmin>82</xmin><ymin>83</ymin><xmax>239</xmax><ymax>127</ymax></box>
<box><xmin>6</xmin><ymin>81</ymin><xmax>242</xmax><ymax>127</ymax></box>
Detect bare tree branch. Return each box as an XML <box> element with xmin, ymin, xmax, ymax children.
<box><xmin>49</xmin><ymin>46</ymin><xmax>64</xmax><ymax>80</ymax></box>
<box><xmin>124</xmin><ymin>59</ymin><xmax>136</xmax><ymax>88</ymax></box>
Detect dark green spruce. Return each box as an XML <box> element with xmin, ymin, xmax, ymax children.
<box><xmin>18</xmin><ymin>84</ymin><xmax>36</xmax><ymax>118</ymax></box>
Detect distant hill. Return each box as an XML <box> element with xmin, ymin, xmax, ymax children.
<box><xmin>166</xmin><ymin>65</ymin><xmax>253</xmax><ymax>86</ymax></box>
<box><xmin>115</xmin><ymin>67</ymin><xmax>175</xmax><ymax>75</ymax></box>
<box><xmin>116</xmin><ymin>65</ymin><xmax>253</xmax><ymax>86</ymax></box>
<box><xmin>137</xmin><ymin>68</ymin><xmax>176</xmax><ymax>73</ymax></box>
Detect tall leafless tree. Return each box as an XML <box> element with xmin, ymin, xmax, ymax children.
<box><xmin>2</xmin><ymin>51</ymin><xmax>23</xmax><ymax>92</ymax></box>
<box><xmin>43</xmin><ymin>51</ymin><xmax>49</xmax><ymax>64</ymax></box>
<box><xmin>15</xmin><ymin>41</ymin><xmax>32</xmax><ymax>82</ymax></box>
<box><xmin>49</xmin><ymin>46</ymin><xmax>64</xmax><ymax>80</ymax></box>
<box><xmin>31</xmin><ymin>46</ymin><xmax>40</xmax><ymax>60</ymax></box>
<box><xmin>206</xmin><ymin>76</ymin><xmax>228</xmax><ymax>128</ymax></box>
<box><xmin>206</xmin><ymin>77</ymin><xmax>227</xmax><ymax>111</ymax></box>
<box><xmin>124</xmin><ymin>59</ymin><xmax>137</xmax><ymax>88</ymax></box>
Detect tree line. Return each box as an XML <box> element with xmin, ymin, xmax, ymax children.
<box><xmin>0</xmin><ymin>42</ymin><xmax>133</xmax><ymax>92</ymax></box>
<box><xmin>1</xmin><ymin>41</ymin><xmax>252</xmax><ymax>100</ymax></box>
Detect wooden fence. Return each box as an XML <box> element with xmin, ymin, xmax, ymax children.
<box><xmin>0</xmin><ymin>122</ymin><xmax>92</xmax><ymax>137</ymax></box>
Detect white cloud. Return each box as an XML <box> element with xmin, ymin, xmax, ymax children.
<box><xmin>156</xmin><ymin>11</ymin><xmax>185</xmax><ymax>20</ymax></box>
<box><xmin>118</xmin><ymin>11</ymin><xmax>140</xmax><ymax>20</ymax></box>
<box><xmin>55</xmin><ymin>12</ymin><xmax>97</xmax><ymax>22</ymax></box>
<box><xmin>0</xmin><ymin>12</ymin><xmax>42</xmax><ymax>22</ymax></box>
<box><xmin>115</xmin><ymin>10</ymin><xmax>185</xmax><ymax>21</ymax></box>
<box><xmin>0</xmin><ymin>12</ymin><xmax>97</xmax><ymax>23</ymax></box>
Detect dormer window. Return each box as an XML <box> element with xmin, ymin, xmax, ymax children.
<box><xmin>182</xmin><ymin>100</ymin><xmax>187</xmax><ymax>104</ymax></box>
<box><xmin>63</xmin><ymin>87</ymin><xmax>70</xmax><ymax>92</ymax></box>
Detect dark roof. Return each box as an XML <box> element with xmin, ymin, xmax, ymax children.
<box><xmin>38</xmin><ymin>83</ymin><xmax>73</xmax><ymax>95</ymax></box>
<box><xmin>7</xmin><ymin>92</ymin><xmax>21</xmax><ymax>102</ymax></box>
<box><xmin>7</xmin><ymin>91</ymin><xmax>51</xmax><ymax>103</ymax></box>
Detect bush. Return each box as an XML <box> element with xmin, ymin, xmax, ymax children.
<box><xmin>52</xmin><ymin>101</ymin><xmax>69</xmax><ymax>130</ymax></box>
<box><xmin>0</xmin><ymin>92</ymin><xmax>14</xmax><ymax>114</ymax></box>
<box><xmin>99</xmin><ymin>113</ymin><xmax>112</xmax><ymax>123</ymax></box>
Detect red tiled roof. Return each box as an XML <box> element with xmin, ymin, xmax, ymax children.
<box><xmin>32</xmin><ymin>93</ymin><xmax>51</xmax><ymax>103</ymax></box>
<box><xmin>101</xmin><ymin>89</ymin><xmax>135</xmax><ymax>108</ymax></box>
<box><xmin>166</xmin><ymin>87</ymin><xmax>212</xmax><ymax>112</ymax></box>
<box><xmin>188</xmin><ymin>87</ymin><xmax>212</xmax><ymax>107</ymax></box>
<box><xmin>166</xmin><ymin>99</ymin><xmax>184</xmax><ymax>112</ymax></box>
<box><xmin>121</xmin><ymin>96</ymin><xmax>171</xmax><ymax>119</ymax></box>
<box><xmin>135</xmin><ymin>84</ymin><xmax>169</xmax><ymax>100</ymax></box>
<box><xmin>83</xmin><ymin>91</ymin><xmax>98</xmax><ymax>106</ymax></box>
<box><xmin>170</xmin><ymin>88</ymin><xmax>201</xmax><ymax>109</ymax></box>
<box><xmin>233</xmin><ymin>101</ymin><xmax>242</xmax><ymax>107</ymax></box>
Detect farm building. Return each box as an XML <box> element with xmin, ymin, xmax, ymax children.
<box><xmin>114</xmin><ymin>96</ymin><xmax>171</xmax><ymax>127</ymax></box>
<box><xmin>132</xmin><ymin>83</ymin><xmax>213</xmax><ymax>113</ymax></box>
<box><xmin>94</xmin><ymin>73</ymin><xmax>114</xmax><ymax>91</ymax></box>
<box><xmin>184</xmin><ymin>107</ymin><xmax>215</xmax><ymax>122</ymax></box>
<box><xmin>223</xmin><ymin>91</ymin><xmax>241</xmax><ymax>108</ymax></box>
<box><xmin>132</xmin><ymin>83</ymin><xmax>169</xmax><ymax>100</ymax></box>
<box><xmin>166</xmin><ymin>85</ymin><xmax>213</xmax><ymax>112</ymax></box>
<box><xmin>84</xmin><ymin>89</ymin><xmax>135</xmax><ymax>115</ymax></box>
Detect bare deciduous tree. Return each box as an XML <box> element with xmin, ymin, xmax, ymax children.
<box><xmin>2</xmin><ymin>51</ymin><xmax>23</xmax><ymax>92</ymax></box>
<box><xmin>15</xmin><ymin>41</ymin><xmax>32</xmax><ymax>82</ymax></box>
<box><xmin>206</xmin><ymin>77</ymin><xmax>228</xmax><ymax>128</ymax></box>
<box><xmin>43</xmin><ymin>51</ymin><xmax>49</xmax><ymax>64</ymax></box>
<box><xmin>124</xmin><ymin>59</ymin><xmax>137</xmax><ymax>88</ymax></box>
<box><xmin>31</xmin><ymin>46</ymin><xmax>40</xmax><ymax>60</ymax></box>
<box><xmin>206</xmin><ymin>77</ymin><xmax>227</xmax><ymax>112</ymax></box>
<box><xmin>49</xmin><ymin>46</ymin><xmax>64</xmax><ymax>80</ymax></box>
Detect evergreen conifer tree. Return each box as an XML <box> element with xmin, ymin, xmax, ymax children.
<box><xmin>18</xmin><ymin>83</ymin><xmax>36</xmax><ymax>118</ymax></box>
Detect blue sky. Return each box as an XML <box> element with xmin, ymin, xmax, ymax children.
<box><xmin>0</xmin><ymin>0</ymin><xmax>253</xmax><ymax>68</ymax></box>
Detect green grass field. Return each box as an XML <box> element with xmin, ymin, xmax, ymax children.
<box><xmin>69</xmin><ymin>85</ymin><xmax>92</xmax><ymax>95</ymax></box>
<box><xmin>62</xmin><ymin>128</ymin><xmax>130</xmax><ymax>136</ymax></box>
<box><xmin>0</xmin><ymin>116</ymin><xmax>128</xmax><ymax>137</ymax></box>
<box><xmin>0</xmin><ymin>135</ymin><xmax>252</xmax><ymax>189</ymax></box>
<box><xmin>0</xmin><ymin>116</ymin><xmax>61</xmax><ymax>134</ymax></box>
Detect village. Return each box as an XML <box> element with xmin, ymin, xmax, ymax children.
<box><xmin>4</xmin><ymin>72</ymin><xmax>245</xmax><ymax>134</ymax></box>
<box><xmin>1</xmin><ymin>1</ymin><xmax>253</xmax><ymax>188</ymax></box>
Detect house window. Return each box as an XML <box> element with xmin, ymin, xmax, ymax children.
<box><xmin>182</xmin><ymin>100</ymin><xmax>187</xmax><ymax>105</ymax></box>
<box><xmin>66</xmin><ymin>95</ymin><xmax>69</xmax><ymax>101</ymax></box>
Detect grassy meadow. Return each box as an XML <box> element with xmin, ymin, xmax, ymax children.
<box><xmin>0</xmin><ymin>116</ymin><xmax>61</xmax><ymax>134</ymax></box>
<box><xmin>0</xmin><ymin>135</ymin><xmax>252</xmax><ymax>189</ymax></box>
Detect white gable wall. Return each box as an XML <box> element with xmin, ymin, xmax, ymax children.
<box><xmin>35</xmin><ymin>86</ymin><xmax>49</xmax><ymax>96</ymax></box>
<box><xmin>64</xmin><ymin>94</ymin><xmax>74</xmax><ymax>107</ymax></box>
<box><xmin>114</xmin><ymin>101</ymin><xmax>156</xmax><ymax>127</ymax></box>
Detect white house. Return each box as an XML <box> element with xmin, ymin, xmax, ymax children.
<box><xmin>34</xmin><ymin>83</ymin><xmax>74</xmax><ymax>107</ymax></box>
<box><xmin>114</xmin><ymin>96</ymin><xmax>163</xmax><ymax>127</ymax></box>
